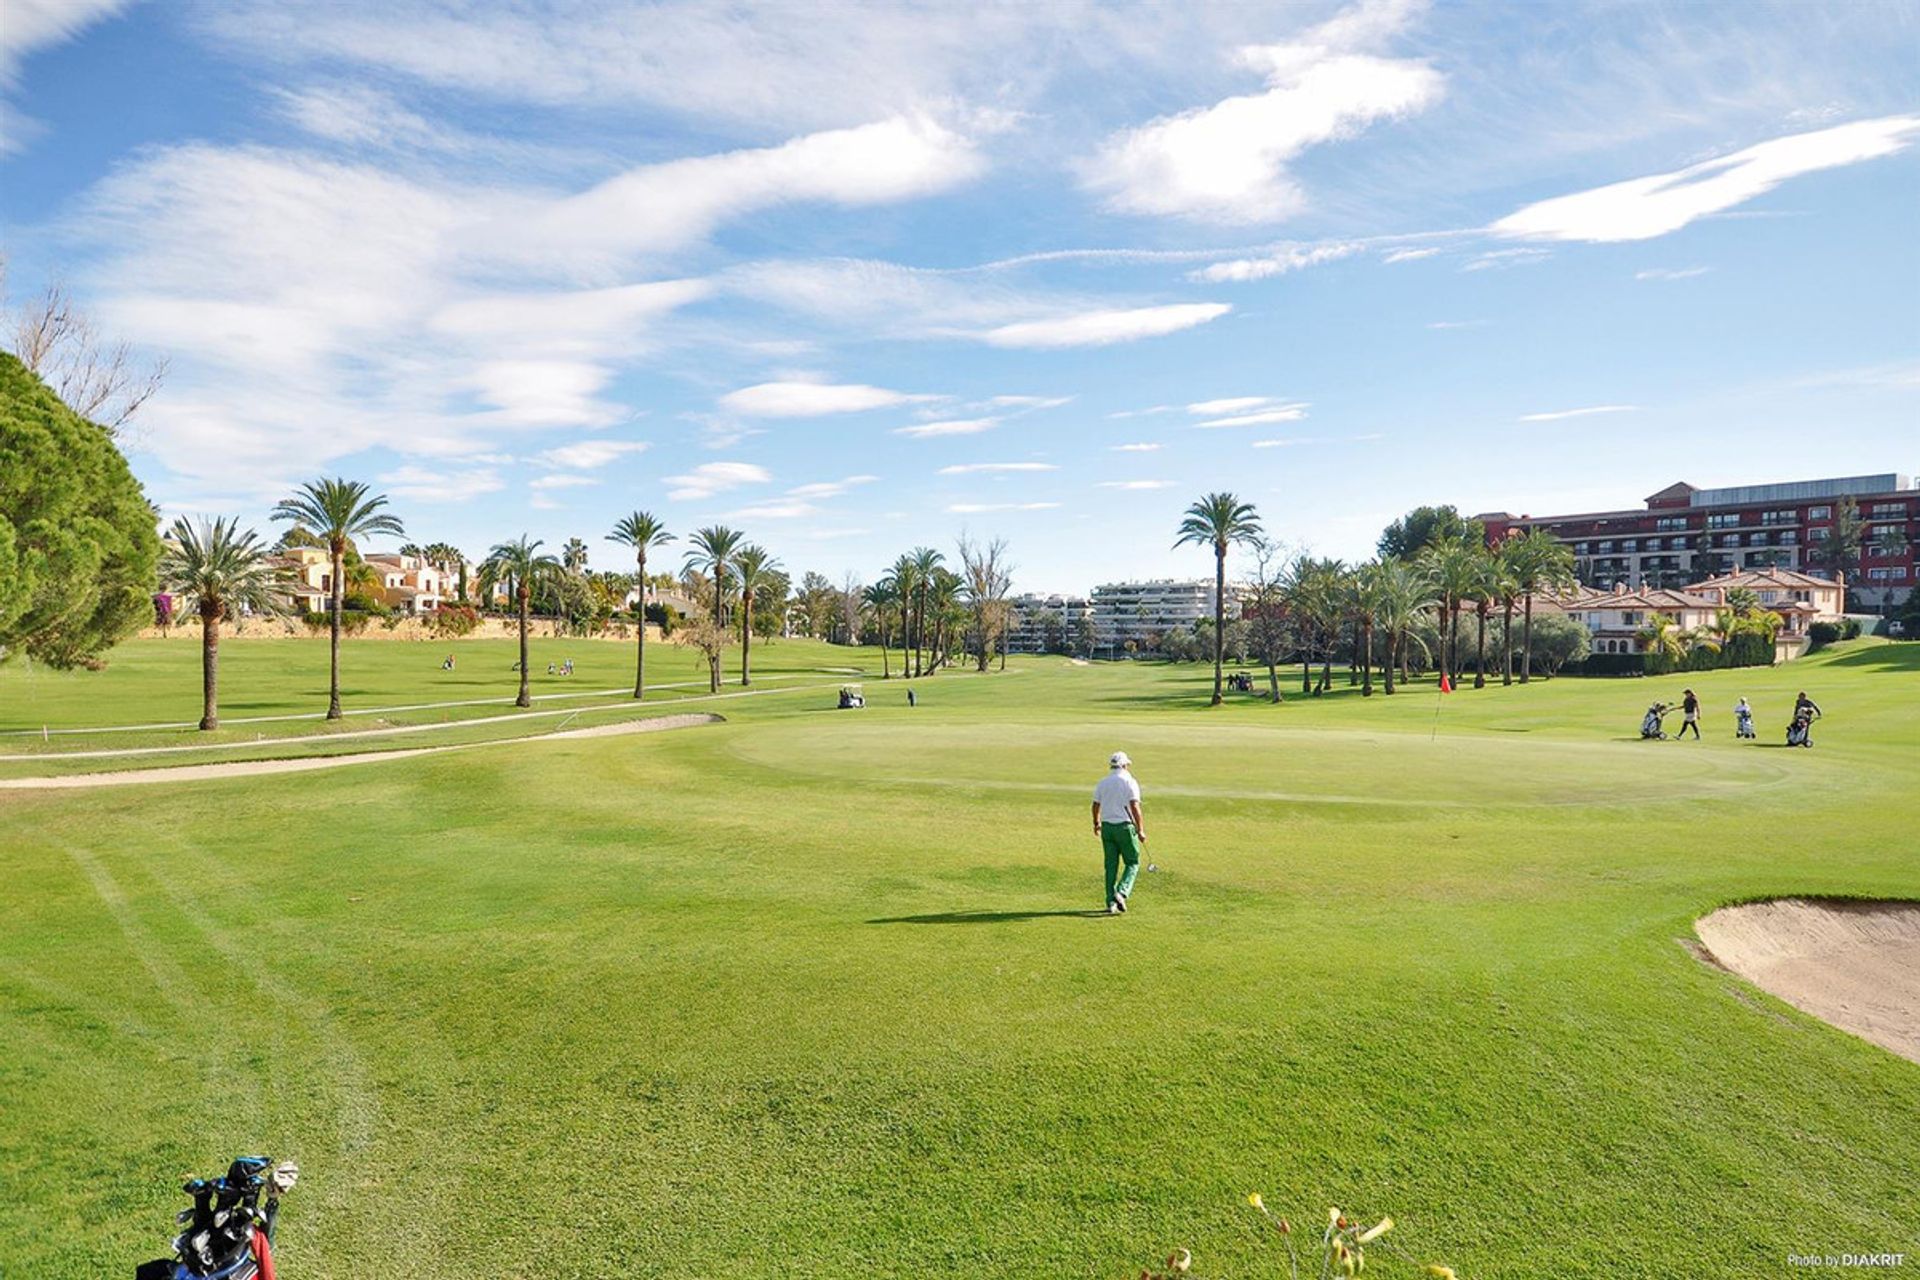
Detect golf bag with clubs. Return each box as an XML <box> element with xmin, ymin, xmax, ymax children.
<box><xmin>1640</xmin><ymin>702</ymin><xmax>1669</xmax><ymax>740</ymax></box>
<box><xmin>1787</xmin><ymin>707</ymin><xmax>1816</xmax><ymax>748</ymax></box>
<box><xmin>136</xmin><ymin>1156</ymin><xmax>298</xmax><ymax>1280</ymax></box>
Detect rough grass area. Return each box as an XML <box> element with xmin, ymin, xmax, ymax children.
<box><xmin>1</xmin><ymin>639</ymin><xmax>1916</xmax><ymax>1277</ymax></box>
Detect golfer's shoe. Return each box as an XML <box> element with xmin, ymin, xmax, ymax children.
<box><xmin>1107</xmin><ymin>898</ymin><xmax>1122</xmax><ymax>915</ymax></box>
<box><xmin>1114</xmin><ymin>894</ymin><xmax>1128</xmax><ymax>913</ymax></box>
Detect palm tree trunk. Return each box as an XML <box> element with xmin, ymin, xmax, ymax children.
<box><xmin>633</xmin><ymin>551</ymin><xmax>647</xmax><ymax>699</ymax></box>
<box><xmin>1502</xmin><ymin>599</ymin><xmax>1515</xmax><ymax>686</ymax></box>
<box><xmin>328</xmin><ymin>544</ymin><xmax>345</xmax><ymax>719</ymax></box>
<box><xmin>516</xmin><ymin>593</ymin><xmax>532</xmax><ymax>707</ymax></box>
<box><xmin>1210</xmin><ymin>544</ymin><xmax>1225</xmax><ymax>705</ymax></box>
<box><xmin>1384</xmin><ymin>631</ymin><xmax>1397</xmax><ymax>695</ymax></box>
<box><xmin>1474</xmin><ymin>606</ymin><xmax>1488</xmax><ymax>689</ymax></box>
<box><xmin>741</xmin><ymin>593</ymin><xmax>753</xmax><ymax>686</ymax></box>
<box><xmin>199</xmin><ymin>608</ymin><xmax>221</xmax><ymax>730</ymax></box>
<box><xmin>880</xmin><ymin>614</ymin><xmax>891</xmax><ymax>678</ymax></box>
<box><xmin>713</xmin><ymin>579</ymin><xmax>726</xmax><ymax>688</ymax></box>
<box><xmin>1266</xmin><ymin>661</ymin><xmax>1281</xmax><ymax>703</ymax></box>
<box><xmin>1521</xmin><ymin>594</ymin><xmax>1535</xmax><ymax>684</ymax></box>
<box><xmin>1362</xmin><ymin>621</ymin><xmax>1374</xmax><ymax>696</ymax></box>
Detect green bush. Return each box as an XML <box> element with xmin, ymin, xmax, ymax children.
<box><xmin>1808</xmin><ymin>621</ymin><xmax>1842</xmax><ymax>649</ymax></box>
<box><xmin>1840</xmin><ymin>617</ymin><xmax>1862</xmax><ymax>640</ymax></box>
<box><xmin>431</xmin><ymin>604</ymin><xmax>481</xmax><ymax>638</ymax></box>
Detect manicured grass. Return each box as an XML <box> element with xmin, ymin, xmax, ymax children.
<box><xmin>2</xmin><ymin>640</ymin><xmax>1917</xmax><ymax>1276</ymax></box>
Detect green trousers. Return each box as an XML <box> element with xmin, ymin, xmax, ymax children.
<box><xmin>1102</xmin><ymin>822</ymin><xmax>1141</xmax><ymax>903</ymax></box>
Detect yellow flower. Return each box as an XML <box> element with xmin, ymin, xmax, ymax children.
<box><xmin>1248</xmin><ymin>1192</ymin><xmax>1265</xmax><ymax>1211</ymax></box>
<box><xmin>1168</xmin><ymin>1247</ymin><xmax>1192</xmax><ymax>1274</ymax></box>
<box><xmin>1328</xmin><ymin>1206</ymin><xmax>1344</xmax><ymax>1228</ymax></box>
<box><xmin>1357</xmin><ymin>1217</ymin><xmax>1393</xmax><ymax>1244</ymax></box>
<box><xmin>1425</xmin><ymin>1266</ymin><xmax>1457</xmax><ymax>1280</ymax></box>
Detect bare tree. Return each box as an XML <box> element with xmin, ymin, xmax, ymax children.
<box><xmin>840</xmin><ymin>571</ymin><xmax>864</xmax><ymax>644</ymax></box>
<box><xmin>5</xmin><ymin>273</ymin><xmax>166</xmax><ymax>432</ymax></box>
<box><xmin>957</xmin><ymin>533</ymin><xmax>1015</xmax><ymax>672</ymax></box>
<box><xmin>1245</xmin><ymin>539</ymin><xmax>1295</xmax><ymax>703</ymax></box>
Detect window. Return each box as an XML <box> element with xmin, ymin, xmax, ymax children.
<box><xmin>1621</xmin><ymin>611</ymin><xmax>1641</xmax><ymax>625</ymax></box>
<box><xmin>1779</xmin><ymin>532</ymin><xmax>1797</xmax><ymax>546</ymax></box>
<box><xmin>1869</xmin><ymin>503</ymin><xmax>1907</xmax><ymax>519</ymax></box>
<box><xmin>1807</xmin><ymin>505</ymin><xmax>1831</xmax><ymax>520</ymax></box>
<box><xmin>1760</xmin><ymin>509</ymin><xmax>1797</xmax><ymax>525</ymax></box>
<box><xmin>1596</xmin><ymin>540</ymin><xmax>1613</xmax><ymax>553</ymax></box>
<box><xmin>1707</xmin><ymin>512</ymin><xmax>1742</xmax><ymax>528</ymax></box>
<box><xmin>1656</xmin><ymin>517</ymin><xmax>1689</xmax><ymax>532</ymax></box>
<box><xmin>1720</xmin><ymin>534</ymin><xmax>1741</xmax><ymax>547</ymax></box>
<box><xmin>1621</xmin><ymin>539</ymin><xmax>1637</xmax><ymax>553</ymax></box>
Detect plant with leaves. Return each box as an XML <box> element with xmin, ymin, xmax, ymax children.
<box><xmin>477</xmin><ymin>535</ymin><xmax>561</xmax><ymax>707</ymax></box>
<box><xmin>1174</xmin><ymin>492</ymin><xmax>1263</xmax><ymax>705</ymax></box>
<box><xmin>1636</xmin><ymin>612</ymin><xmax>1690</xmax><ymax>665</ymax></box>
<box><xmin>562</xmin><ymin>537</ymin><xmax>589</xmax><ymax>574</ymax></box>
<box><xmin>1370</xmin><ymin>557</ymin><xmax>1437</xmax><ymax>694</ymax></box>
<box><xmin>1417</xmin><ymin>535</ymin><xmax>1486</xmax><ymax>688</ymax></box>
<box><xmin>862</xmin><ymin>578</ymin><xmax>899</xmax><ymax>678</ymax></box>
<box><xmin>158</xmin><ymin>517</ymin><xmax>284</xmax><ymax>730</ymax></box>
<box><xmin>610</xmin><ymin>511</ymin><xmax>673</xmax><ymax>699</ymax></box>
<box><xmin>1503</xmin><ymin>529</ymin><xmax>1576</xmax><ymax>682</ymax></box>
<box><xmin>957</xmin><ymin>533</ymin><xmax>1015</xmax><ymax>672</ymax></box>
<box><xmin>904</xmin><ymin>546</ymin><xmax>944</xmax><ymax>676</ymax></box>
<box><xmin>731</xmin><ymin>544</ymin><xmax>782</xmax><ymax>685</ymax></box>
<box><xmin>271</xmin><ymin>477</ymin><xmax>404</xmax><ymax>719</ymax></box>
<box><xmin>1244</xmin><ymin>1193</ymin><xmax>1457</xmax><ymax>1280</ymax></box>
<box><xmin>683</xmin><ymin>526</ymin><xmax>744</xmax><ymax>691</ymax></box>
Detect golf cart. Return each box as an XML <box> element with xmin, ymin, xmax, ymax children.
<box><xmin>837</xmin><ymin>684</ymin><xmax>865</xmax><ymax>709</ymax></box>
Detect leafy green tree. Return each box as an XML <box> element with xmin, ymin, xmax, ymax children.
<box><xmin>732</xmin><ymin>544</ymin><xmax>782</xmax><ymax>685</ymax></box>
<box><xmin>562</xmin><ymin>537</ymin><xmax>589</xmax><ymax>574</ymax></box>
<box><xmin>683</xmin><ymin>526</ymin><xmax>744</xmax><ymax>691</ymax></box>
<box><xmin>478</xmin><ymin>535</ymin><xmax>561</xmax><ymax>707</ymax></box>
<box><xmin>0</xmin><ymin>352</ymin><xmax>160</xmax><ymax>669</ymax></box>
<box><xmin>1418</xmin><ymin>536</ymin><xmax>1486</xmax><ymax>687</ymax></box>
<box><xmin>610</xmin><ymin>511</ymin><xmax>673</xmax><ymax>699</ymax></box>
<box><xmin>1636</xmin><ymin>612</ymin><xmax>1689</xmax><ymax>665</ymax></box>
<box><xmin>1371</xmin><ymin>557</ymin><xmax>1437</xmax><ymax>694</ymax></box>
<box><xmin>1809</xmin><ymin>496</ymin><xmax>1866</xmax><ymax>582</ymax></box>
<box><xmin>1174</xmin><ymin>492</ymin><xmax>1263</xmax><ymax>705</ymax></box>
<box><xmin>158</xmin><ymin>517</ymin><xmax>284</xmax><ymax>729</ymax></box>
<box><xmin>905</xmin><ymin>546</ymin><xmax>945</xmax><ymax>677</ymax></box>
<box><xmin>272</xmin><ymin>477</ymin><xmax>405</xmax><ymax>719</ymax></box>
<box><xmin>1378</xmin><ymin>505</ymin><xmax>1484</xmax><ymax>562</ymax></box>
<box><xmin>862</xmin><ymin>578</ymin><xmax>899</xmax><ymax>678</ymax></box>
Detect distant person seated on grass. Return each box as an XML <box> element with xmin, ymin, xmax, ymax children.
<box><xmin>547</xmin><ymin>662</ymin><xmax>557</xmax><ymax>676</ymax></box>
<box><xmin>1092</xmin><ymin>751</ymin><xmax>1147</xmax><ymax>915</ymax></box>
<box><xmin>442</xmin><ymin>653</ymin><xmax>455</xmax><ymax>671</ymax></box>
<box><xmin>1677</xmin><ymin>689</ymin><xmax>1702</xmax><ymax>740</ymax></box>
<box><xmin>562</xmin><ymin>658</ymin><xmax>574</xmax><ymax>676</ymax></box>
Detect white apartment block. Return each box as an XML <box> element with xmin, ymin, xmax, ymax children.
<box><xmin>1006</xmin><ymin>593</ymin><xmax>1093</xmax><ymax>654</ymax></box>
<box><xmin>1090</xmin><ymin>579</ymin><xmax>1220</xmax><ymax>651</ymax></box>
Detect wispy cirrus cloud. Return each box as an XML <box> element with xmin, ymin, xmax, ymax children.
<box><xmin>938</xmin><ymin>462</ymin><xmax>1058</xmax><ymax>475</ymax></box>
<box><xmin>1192</xmin><ymin>400</ymin><xmax>1311</xmax><ymax>428</ymax></box>
<box><xmin>1635</xmin><ymin>266</ymin><xmax>1711</xmax><ymax>281</ymax></box>
<box><xmin>893</xmin><ymin>417</ymin><xmax>998</xmax><ymax>439</ymax></box>
<box><xmin>1</xmin><ymin>0</ymin><xmax>131</xmax><ymax>153</ymax></box>
<box><xmin>946</xmin><ymin>501</ymin><xmax>1061</xmax><ymax>513</ymax></box>
<box><xmin>981</xmin><ymin>303</ymin><xmax>1230</xmax><ymax>349</ymax></box>
<box><xmin>1192</xmin><ymin>241</ymin><xmax>1361</xmax><ymax>283</ymax></box>
<box><xmin>537</xmin><ymin>439</ymin><xmax>651</xmax><ymax>469</ymax></box>
<box><xmin>665</xmin><ymin>461</ymin><xmax>772</xmax><ymax>500</ymax></box>
<box><xmin>1097</xmin><ymin>480</ymin><xmax>1174</xmax><ymax>490</ymax></box>
<box><xmin>719</xmin><ymin>378</ymin><xmax>935</xmax><ymax>417</ymax></box>
<box><xmin>1518</xmin><ymin>404</ymin><xmax>1640</xmax><ymax>422</ymax></box>
<box><xmin>1493</xmin><ymin>115</ymin><xmax>1920</xmax><ymax>243</ymax></box>
<box><xmin>1110</xmin><ymin>442</ymin><xmax>1163</xmax><ymax>452</ymax></box>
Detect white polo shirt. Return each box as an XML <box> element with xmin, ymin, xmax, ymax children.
<box><xmin>1094</xmin><ymin>770</ymin><xmax>1141</xmax><ymax>824</ymax></box>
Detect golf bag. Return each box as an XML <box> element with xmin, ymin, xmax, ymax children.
<box><xmin>1736</xmin><ymin>709</ymin><xmax>1755</xmax><ymax>739</ymax></box>
<box><xmin>1787</xmin><ymin>708</ymin><xmax>1815</xmax><ymax>748</ymax></box>
<box><xmin>137</xmin><ymin>1156</ymin><xmax>297</xmax><ymax>1280</ymax></box>
<box><xmin>1640</xmin><ymin>703</ymin><xmax>1668</xmax><ymax>740</ymax></box>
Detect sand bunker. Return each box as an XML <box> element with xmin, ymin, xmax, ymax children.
<box><xmin>1695</xmin><ymin>898</ymin><xmax>1920</xmax><ymax>1064</ymax></box>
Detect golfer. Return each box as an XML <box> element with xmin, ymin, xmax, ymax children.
<box><xmin>1092</xmin><ymin>751</ymin><xmax>1147</xmax><ymax>914</ymax></box>
<box><xmin>1678</xmin><ymin>689</ymin><xmax>1701</xmax><ymax>740</ymax></box>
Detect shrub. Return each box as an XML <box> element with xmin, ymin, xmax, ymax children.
<box><xmin>1840</xmin><ymin>617</ymin><xmax>1862</xmax><ymax>640</ymax></box>
<box><xmin>1807</xmin><ymin>621</ymin><xmax>1842</xmax><ymax>649</ymax></box>
<box><xmin>431</xmin><ymin>604</ymin><xmax>481</xmax><ymax>639</ymax></box>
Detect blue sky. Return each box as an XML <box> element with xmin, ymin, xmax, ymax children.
<box><xmin>3</xmin><ymin>0</ymin><xmax>1916</xmax><ymax>593</ymax></box>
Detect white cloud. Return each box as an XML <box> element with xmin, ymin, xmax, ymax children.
<box><xmin>1195</xmin><ymin>403</ymin><xmax>1310</xmax><ymax>428</ymax></box>
<box><xmin>893</xmin><ymin>417</ymin><xmax>998</xmax><ymax>439</ymax></box>
<box><xmin>529</xmin><ymin>474</ymin><xmax>598</xmax><ymax>491</ymax></box>
<box><xmin>946</xmin><ymin>502</ymin><xmax>1061</xmax><ymax>513</ymax></box>
<box><xmin>1382</xmin><ymin>246</ymin><xmax>1440</xmax><ymax>263</ymax></box>
<box><xmin>1462</xmin><ymin>248</ymin><xmax>1552</xmax><ymax>272</ymax></box>
<box><xmin>1111</xmin><ymin>442</ymin><xmax>1163</xmax><ymax>452</ymax></box>
<box><xmin>725</xmin><ymin>501</ymin><xmax>820</xmax><ymax>520</ymax></box>
<box><xmin>1083</xmin><ymin>1</ymin><xmax>1443</xmax><ymax>223</ymax></box>
<box><xmin>938</xmin><ymin>462</ymin><xmax>1058</xmax><ymax>475</ymax></box>
<box><xmin>1493</xmin><ymin>115</ymin><xmax>1920</xmax><ymax>243</ymax></box>
<box><xmin>1517</xmin><ymin>404</ymin><xmax>1640</xmax><ymax>422</ymax></box>
<box><xmin>1107</xmin><ymin>405</ymin><xmax>1177</xmax><ymax>419</ymax></box>
<box><xmin>989</xmin><ymin>394</ymin><xmax>1074</xmax><ymax>409</ymax></box>
<box><xmin>1192</xmin><ymin>241</ymin><xmax>1360</xmax><ymax>282</ymax></box>
<box><xmin>538</xmin><ymin>439</ymin><xmax>651</xmax><ymax>469</ymax></box>
<box><xmin>1427</xmin><ymin>320</ymin><xmax>1485</xmax><ymax>330</ymax></box>
<box><xmin>379</xmin><ymin>464</ymin><xmax>506</xmax><ymax>503</ymax></box>
<box><xmin>1097</xmin><ymin>480</ymin><xmax>1174</xmax><ymax>490</ymax></box>
<box><xmin>981</xmin><ymin>303</ymin><xmax>1230</xmax><ymax>349</ymax></box>
<box><xmin>720</xmin><ymin>378</ymin><xmax>931</xmax><ymax>417</ymax></box>
<box><xmin>1</xmin><ymin>0</ymin><xmax>130</xmax><ymax>153</ymax></box>
<box><xmin>786</xmin><ymin>474</ymin><xmax>880</xmax><ymax>499</ymax></box>
<box><xmin>665</xmin><ymin>461</ymin><xmax>772</xmax><ymax>500</ymax></box>
<box><xmin>1188</xmin><ymin>397</ymin><xmax>1274</xmax><ymax>415</ymax></box>
<box><xmin>1635</xmin><ymin>266</ymin><xmax>1712</xmax><ymax>281</ymax></box>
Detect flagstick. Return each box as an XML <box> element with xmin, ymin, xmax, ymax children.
<box><xmin>1431</xmin><ymin>683</ymin><xmax>1443</xmax><ymax>741</ymax></box>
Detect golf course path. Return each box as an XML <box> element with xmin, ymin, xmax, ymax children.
<box><xmin>0</xmin><ymin>712</ymin><xmax>722</xmax><ymax>790</ymax></box>
<box><xmin>1696</xmin><ymin>897</ymin><xmax>1920</xmax><ymax>1064</ymax></box>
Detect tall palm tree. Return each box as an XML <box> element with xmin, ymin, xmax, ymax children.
<box><xmin>888</xmin><ymin>555</ymin><xmax>919</xmax><ymax>676</ymax></box>
<box><xmin>1507</xmin><ymin>528</ymin><xmax>1575</xmax><ymax>684</ymax></box>
<box><xmin>1469</xmin><ymin>552</ymin><xmax>1504</xmax><ymax>690</ymax></box>
<box><xmin>684</xmin><ymin>526</ymin><xmax>744</xmax><ymax>692</ymax></box>
<box><xmin>271</xmin><ymin>477</ymin><xmax>405</xmax><ymax>719</ymax></box>
<box><xmin>610</xmin><ymin>511</ymin><xmax>673</xmax><ymax>699</ymax></box>
<box><xmin>1490</xmin><ymin>541</ymin><xmax>1522</xmax><ymax>687</ymax></box>
<box><xmin>733</xmin><ymin>544</ymin><xmax>782</xmax><ymax>686</ymax></box>
<box><xmin>906</xmin><ymin>546</ymin><xmax>944</xmax><ymax>677</ymax></box>
<box><xmin>1174</xmin><ymin>492</ymin><xmax>1263</xmax><ymax>705</ymax></box>
<box><xmin>1637</xmin><ymin>612</ymin><xmax>1689</xmax><ymax>666</ymax></box>
<box><xmin>563</xmin><ymin>537</ymin><xmax>589</xmax><ymax>574</ymax></box>
<box><xmin>1419</xmin><ymin>535</ymin><xmax>1485</xmax><ymax>688</ymax></box>
<box><xmin>1371</xmin><ymin>558</ymin><xmax>1437</xmax><ymax>695</ymax></box>
<box><xmin>863</xmin><ymin>578</ymin><xmax>898</xmax><ymax>679</ymax></box>
<box><xmin>1352</xmin><ymin>561</ymin><xmax>1387</xmax><ymax>697</ymax></box>
<box><xmin>158</xmin><ymin>517</ymin><xmax>285</xmax><ymax>731</ymax></box>
<box><xmin>477</xmin><ymin>535</ymin><xmax>561</xmax><ymax>708</ymax></box>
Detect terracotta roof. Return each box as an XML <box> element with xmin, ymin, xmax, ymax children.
<box><xmin>1688</xmin><ymin>567</ymin><xmax>1842</xmax><ymax>591</ymax></box>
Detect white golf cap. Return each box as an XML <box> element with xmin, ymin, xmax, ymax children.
<box><xmin>1109</xmin><ymin>751</ymin><xmax>1131</xmax><ymax>768</ymax></box>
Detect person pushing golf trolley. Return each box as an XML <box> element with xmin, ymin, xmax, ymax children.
<box><xmin>1092</xmin><ymin>751</ymin><xmax>1147</xmax><ymax>915</ymax></box>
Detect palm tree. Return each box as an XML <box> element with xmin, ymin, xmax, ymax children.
<box><xmin>563</xmin><ymin>537</ymin><xmax>589</xmax><ymax>574</ymax></box>
<box><xmin>477</xmin><ymin>535</ymin><xmax>561</xmax><ymax>707</ymax></box>
<box><xmin>271</xmin><ymin>477</ymin><xmax>405</xmax><ymax>719</ymax></box>
<box><xmin>1507</xmin><ymin>528</ymin><xmax>1575</xmax><ymax>684</ymax></box>
<box><xmin>1418</xmin><ymin>535</ymin><xmax>1484</xmax><ymax>688</ymax></box>
<box><xmin>1174</xmin><ymin>492</ymin><xmax>1263</xmax><ymax>705</ymax></box>
<box><xmin>863</xmin><ymin>579</ymin><xmax>898</xmax><ymax>678</ymax></box>
<box><xmin>609</xmin><ymin>511</ymin><xmax>673</xmax><ymax>699</ymax></box>
<box><xmin>1636</xmin><ymin>612</ymin><xmax>1689</xmax><ymax>665</ymax></box>
<box><xmin>906</xmin><ymin>546</ymin><xmax>944</xmax><ymax>677</ymax></box>
<box><xmin>1469</xmin><ymin>552</ymin><xmax>1503</xmax><ymax>690</ymax></box>
<box><xmin>1491</xmin><ymin>540</ymin><xmax>1522</xmax><ymax>686</ymax></box>
<box><xmin>733</xmin><ymin>544</ymin><xmax>782</xmax><ymax>686</ymax></box>
<box><xmin>158</xmin><ymin>517</ymin><xmax>285</xmax><ymax>730</ymax></box>
<box><xmin>889</xmin><ymin>555</ymin><xmax>920</xmax><ymax>676</ymax></box>
<box><xmin>1352</xmin><ymin>561</ymin><xmax>1386</xmax><ymax>697</ymax></box>
<box><xmin>684</xmin><ymin>526</ymin><xmax>744</xmax><ymax>691</ymax></box>
<box><xmin>1371</xmin><ymin>558</ymin><xmax>1437</xmax><ymax>695</ymax></box>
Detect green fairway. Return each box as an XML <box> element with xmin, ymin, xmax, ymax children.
<box><xmin>2</xmin><ymin>639</ymin><xmax>1917</xmax><ymax>1277</ymax></box>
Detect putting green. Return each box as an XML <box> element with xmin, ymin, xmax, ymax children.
<box><xmin>2</xmin><ymin>638</ymin><xmax>1916</xmax><ymax>1278</ymax></box>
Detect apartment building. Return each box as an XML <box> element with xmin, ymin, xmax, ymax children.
<box><xmin>362</xmin><ymin>553</ymin><xmax>445</xmax><ymax>614</ymax></box>
<box><xmin>1089</xmin><ymin>579</ymin><xmax>1221</xmax><ymax>652</ymax></box>
<box><xmin>1477</xmin><ymin>473</ymin><xmax>1915</xmax><ymax>605</ymax></box>
<box><xmin>1006</xmin><ymin>593</ymin><xmax>1093</xmax><ymax>654</ymax></box>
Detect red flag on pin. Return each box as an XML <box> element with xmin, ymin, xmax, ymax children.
<box><xmin>1439</xmin><ymin>674</ymin><xmax>1453</xmax><ymax>694</ymax></box>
